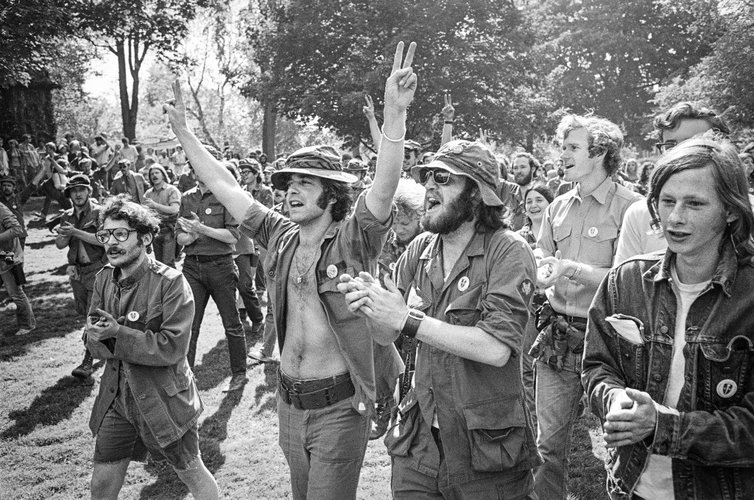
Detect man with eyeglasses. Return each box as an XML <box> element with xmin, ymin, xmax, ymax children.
<box><xmin>338</xmin><ymin>139</ymin><xmax>541</xmax><ymax>498</ymax></box>
<box><xmin>531</xmin><ymin>114</ymin><xmax>641</xmax><ymax>499</ymax></box>
<box><xmin>403</xmin><ymin>139</ymin><xmax>422</xmax><ymax>174</ymax></box>
<box><xmin>85</xmin><ymin>196</ymin><xmax>218</xmax><ymax>499</ymax></box>
<box><xmin>614</xmin><ymin>102</ymin><xmax>730</xmax><ymax>265</ymax></box>
<box><xmin>55</xmin><ymin>174</ymin><xmax>107</xmax><ymax>379</ymax></box>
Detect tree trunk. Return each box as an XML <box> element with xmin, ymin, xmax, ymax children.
<box><xmin>262</xmin><ymin>100</ymin><xmax>276</xmax><ymax>158</ymax></box>
<box><xmin>115</xmin><ymin>40</ymin><xmax>133</xmax><ymax>141</ymax></box>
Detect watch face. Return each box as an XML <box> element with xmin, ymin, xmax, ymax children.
<box><xmin>409</xmin><ymin>309</ymin><xmax>425</xmax><ymax>320</ymax></box>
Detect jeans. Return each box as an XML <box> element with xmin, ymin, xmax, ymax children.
<box><xmin>277</xmin><ymin>391</ymin><xmax>369</xmax><ymax>500</ymax></box>
<box><xmin>152</xmin><ymin>227</ymin><xmax>176</xmax><ymax>268</ymax></box>
<box><xmin>533</xmin><ymin>353</ymin><xmax>584</xmax><ymax>500</ymax></box>
<box><xmin>183</xmin><ymin>255</ymin><xmax>246</xmax><ymax>375</ymax></box>
<box><xmin>234</xmin><ymin>253</ymin><xmax>263</xmax><ymax>325</ymax></box>
<box><xmin>1</xmin><ymin>266</ymin><xmax>35</xmax><ymax>330</ymax></box>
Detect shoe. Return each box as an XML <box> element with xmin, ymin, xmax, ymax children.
<box><xmin>247</xmin><ymin>349</ymin><xmax>276</xmax><ymax>364</ymax></box>
<box><xmin>222</xmin><ymin>373</ymin><xmax>249</xmax><ymax>392</ymax></box>
<box><xmin>72</xmin><ymin>352</ymin><xmax>94</xmax><ymax>379</ymax></box>
<box><xmin>15</xmin><ymin>327</ymin><xmax>34</xmax><ymax>336</ymax></box>
<box><xmin>369</xmin><ymin>400</ymin><xmax>393</xmax><ymax>440</ymax></box>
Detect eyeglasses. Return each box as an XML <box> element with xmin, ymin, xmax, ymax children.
<box><xmin>655</xmin><ymin>140</ymin><xmax>678</xmax><ymax>154</ymax></box>
<box><xmin>95</xmin><ymin>228</ymin><xmax>137</xmax><ymax>244</ymax></box>
<box><xmin>419</xmin><ymin>169</ymin><xmax>452</xmax><ymax>185</ymax></box>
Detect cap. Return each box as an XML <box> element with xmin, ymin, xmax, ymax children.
<box><xmin>0</xmin><ymin>174</ymin><xmax>16</xmax><ymax>186</ymax></box>
<box><xmin>345</xmin><ymin>159</ymin><xmax>368</xmax><ymax>172</ymax></box>
<box><xmin>147</xmin><ymin>164</ymin><xmax>170</xmax><ymax>182</ymax></box>
<box><xmin>411</xmin><ymin>140</ymin><xmax>503</xmax><ymax>206</ymax></box>
<box><xmin>270</xmin><ymin>145</ymin><xmax>357</xmax><ymax>190</ymax></box>
<box><xmin>64</xmin><ymin>174</ymin><xmax>92</xmax><ymax>197</ymax></box>
<box><xmin>238</xmin><ymin>157</ymin><xmax>262</xmax><ymax>174</ymax></box>
<box><xmin>404</xmin><ymin>140</ymin><xmax>422</xmax><ymax>152</ymax></box>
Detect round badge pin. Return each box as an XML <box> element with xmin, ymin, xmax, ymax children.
<box><xmin>326</xmin><ymin>264</ymin><xmax>338</xmax><ymax>279</ymax></box>
<box><xmin>458</xmin><ymin>276</ymin><xmax>470</xmax><ymax>292</ymax></box>
<box><xmin>588</xmin><ymin>226</ymin><xmax>599</xmax><ymax>238</ymax></box>
<box><xmin>127</xmin><ymin>311</ymin><xmax>140</xmax><ymax>322</ymax></box>
<box><xmin>716</xmin><ymin>379</ymin><xmax>737</xmax><ymax>398</ymax></box>
<box><xmin>389</xmin><ymin>262</ymin><xmax>396</xmax><ymax>271</ymax></box>
<box><xmin>205</xmin><ymin>208</ymin><xmax>212</xmax><ymax>215</ymax></box>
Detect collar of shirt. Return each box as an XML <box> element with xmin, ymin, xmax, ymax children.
<box><xmin>111</xmin><ymin>258</ymin><xmax>150</xmax><ymax>290</ymax></box>
<box><xmin>419</xmin><ymin>230</ymin><xmax>486</xmax><ymax>293</ymax></box>
<box><xmin>646</xmin><ymin>240</ymin><xmax>736</xmax><ymax>297</ymax></box>
<box><xmin>573</xmin><ymin>175</ymin><xmax>614</xmax><ymax>205</ymax></box>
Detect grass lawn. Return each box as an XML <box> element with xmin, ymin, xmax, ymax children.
<box><xmin>0</xmin><ymin>198</ymin><xmax>607</xmax><ymax>499</ymax></box>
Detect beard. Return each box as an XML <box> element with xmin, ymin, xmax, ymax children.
<box><xmin>421</xmin><ymin>192</ymin><xmax>475</xmax><ymax>235</ymax></box>
<box><xmin>515</xmin><ymin>171</ymin><xmax>532</xmax><ymax>186</ymax></box>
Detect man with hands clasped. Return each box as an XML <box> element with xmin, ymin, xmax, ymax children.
<box><xmin>164</xmin><ymin>42</ymin><xmax>415</xmax><ymax>500</ymax></box>
<box><xmin>339</xmin><ymin>140</ymin><xmax>541</xmax><ymax>499</ymax></box>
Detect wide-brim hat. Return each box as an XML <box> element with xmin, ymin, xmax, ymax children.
<box><xmin>271</xmin><ymin>145</ymin><xmax>357</xmax><ymax>190</ymax></box>
<box><xmin>0</xmin><ymin>174</ymin><xmax>16</xmax><ymax>186</ymax></box>
<box><xmin>345</xmin><ymin>159</ymin><xmax>368</xmax><ymax>172</ymax></box>
<box><xmin>411</xmin><ymin>140</ymin><xmax>503</xmax><ymax>207</ymax></box>
<box><xmin>65</xmin><ymin>174</ymin><xmax>93</xmax><ymax>197</ymax></box>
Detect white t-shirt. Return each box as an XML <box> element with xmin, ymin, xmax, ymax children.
<box><xmin>634</xmin><ymin>266</ymin><xmax>709</xmax><ymax>499</ymax></box>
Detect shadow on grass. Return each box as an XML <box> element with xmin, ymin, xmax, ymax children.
<box><xmin>252</xmin><ymin>361</ymin><xmax>278</xmax><ymax>414</ymax></box>
<box><xmin>26</xmin><ymin>263</ymin><xmax>69</xmax><ymax>277</ymax></box>
<box><xmin>137</xmin><ymin>390</ymin><xmax>244</xmax><ymax>500</ymax></box>
<box><xmin>192</xmin><ymin>339</ymin><xmax>232</xmax><ymax>392</ymax></box>
<box><xmin>27</xmin><ymin>237</ymin><xmax>57</xmax><ymax>250</ymax></box>
<box><xmin>1</xmin><ymin>367</ymin><xmax>104</xmax><ymax>438</ymax></box>
<box><xmin>567</xmin><ymin>413</ymin><xmax>608</xmax><ymax>499</ymax></box>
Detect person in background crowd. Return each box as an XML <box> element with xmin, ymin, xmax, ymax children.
<box><xmin>614</xmin><ymin>102</ymin><xmax>730</xmax><ymax>266</ymax></box>
<box><xmin>31</xmin><ymin>142</ymin><xmax>71</xmax><ymax>221</ymax></box>
<box><xmin>345</xmin><ymin>159</ymin><xmax>371</xmax><ymax>199</ymax></box>
<box><xmin>583</xmin><ymin>138</ymin><xmax>754</xmax><ymax>499</ymax></box>
<box><xmin>0</xmin><ymin>195</ymin><xmax>33</xmax><ymax>336</ymax></box>
<box><xmin>7</xmin><ymin>139</ymin><xmax>25</xmax><ymax>192</ymax></box>
<box><xmin>111</xmin><ymin>159</ymin><xmax>147</xmax><ymax>204</ymax></box>
<box><xmin>177</xmin><ymin>163</ymin><xmax>198</xmax><ymax>193</ymax></box>
<box><xmin>403</xmin><ymin>139</ymin><xmax>422</xmax><ymax>174</ymax></box>
<box><xmin>85</xmin><ymin>196</ymin><xmax>219</xmax><ymax>500</ymax></box>
<box><xmin>120</xmin><ymin>138</ymin><xmax>138</xmax><ymax>166</ymax></box>
<box><xmin>531</xmin><ymin>114</ymin><xmax>641</xmax><ymax>499</ymax></box>
<box><xmin>339</xmin><ymin>139</ymin><xmax>541</xmax><ymax>498</ymax></box>
<box><xmin>143</xmin><ymin>164</ymin><xmax>181</xmax><ymax>267</ymax></box>
<box><xmin>262</xmin><ymin>166</ymin><xmax>275</xmax><ymax>186</ymax></box>
<box><xmin>175</xmin><ymin>146</ymin><xmax>247</xmax><ymax>394</ymax></box>
<box><xmin>511</xmin><ymin>151</ymin><xmax>542</xmax><ymax>190</ymax></box>
<box><xmin>19</xmin><ymin>134</ymin><xmax>40</xmax><ymax>185</ymax></box>
<box><xmin>0</xmin><ymin>137</ymin><xmax>9</xmax><ymax>176</ymax></box>
<box><xmin>165</xmin><ymin>40</ymin><xmax>413</xmax><ymax>499</ymax></box>
<box><xmin>54</xmin><ymin>174</ymin><xmax>107</xmax><ymax>379</ymax></box>
<box><xmin>158</xmin><ymin>149</ymin><xmax>171</xmax><ymax>169</ymax></box>
<box><xmin>134</xmin><ymin>145</ymin><xmax>145</xmax><ymax>173</ymax></box>
<box><xmin>620</xmin><ymin>158</ymin><xmax>640</xmax><ymax>184</ymax></box>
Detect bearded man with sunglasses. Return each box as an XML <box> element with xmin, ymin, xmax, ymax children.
<box><xmin>85</xmin><ymin>196</ymin><xmax>218</xmax><ymax>499</ymax></box>
<box><xmin>339</xmin><ymin>140</ymin><xmax>541</xmax><ymax>499</ymax></box>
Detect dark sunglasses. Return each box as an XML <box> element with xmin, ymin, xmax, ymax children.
<box><xmin>655</xmin><ymin>140</ymin><xmax>677</xmax><ymax>154</ymax></box>
<box><xmin>419</xmin><ymin>169</ymin><xmax>452</xmax><ymax>185</ymax></box>
<box><xmin>96</xmin><ymin>228</ymin><xmax>137</xmax><ymax>244</ymax></box>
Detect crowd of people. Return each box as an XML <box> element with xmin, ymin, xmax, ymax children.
<box><xmin>2</xmin><ymin>40</ymin><xmax>754</xmax><ymax>499</ymax></box>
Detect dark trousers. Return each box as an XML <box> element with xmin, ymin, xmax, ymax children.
<box><xmin>40</xmin><ymin>179</ymin><xmax>71</xmax><ymax>216</ymax></box>
<box><xmin>235</xmin><ymin>253</ymin><xmax>264</xmax><ymax>325</ymax></box>
<box><xmin>183</xmin><ymin>255</ymin><xmax>246</xmax><ymax>375</ymax></box>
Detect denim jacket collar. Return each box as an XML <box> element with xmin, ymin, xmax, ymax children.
<box><xmin>645</xmin><ymin>240</ymin><xmax>738</xmax><ymax>298</ymax></box>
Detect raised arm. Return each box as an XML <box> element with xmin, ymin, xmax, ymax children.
<box><xmin>164</xmin><ymin>81</ymin><xmax>252</xmax><ymax>223</ymax></box>
<box><xmin>362</xmin><ymin>94</ymin><xmax>382</xmax><ymax>153</ymax></box>
<box><xmin>440</xmin><ymin>91</ymin><xmax>454</xmax><ymax>146</ymax></box>
<box><xmin>365</xmin><ymin>41</ymin><xmax>417</xmax><ymax>222</ymax></box>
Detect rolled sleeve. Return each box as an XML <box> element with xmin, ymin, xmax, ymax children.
<box><xmin>536</xmin><ymin>202</ymin><xmax>556</xmax><ymax>257</ymax></box>
<box><xmin>475</xmin><ymin>237</ymin><xmax>537</xmax><ymax>354</ymax></box>
<box><xmin>239</xmin><ymin>201</ymin><xmax>292</xmax><ymax>252</ymax></box>
<box><xmin>348</xmin><ymin>191</ymin><xmax>395</xmax><ymax>259</ymax></box>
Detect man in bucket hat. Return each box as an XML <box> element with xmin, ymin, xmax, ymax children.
<box><xmin>339</xmin><ymin>139</ymin><xmax>541</xmax><ymax>498</ymax></box>
<box><xmin>165</xmin><ymin>42</ymin><xmax>417</xmax><ymax>499</ymax></box>
<box><xmin>55</xmin><ymin>173</ymin><xmax>107</xmax><ymax>378</ymax></box>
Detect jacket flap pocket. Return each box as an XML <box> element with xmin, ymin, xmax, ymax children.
<box><xmin>164</xmin><ymin>374</ymin><xmax>190</xmax><ymax>396</ymax></box>
<box><xmin>445</xmin><ymin>284</ymin><xmax>484</xmax><ymax>314</ymax></box>
<box><xmin>317</xmin><ymin>264</ymin><xmax>354</xmax><ymax>293</ymax></box>
<box><xmin>587</xmin><ymin>225</ymin><xmax>618</xmax><ymax>242</ymax></box>
<box><xmin>700</xmin><ymin>342</ymin><xmax>731</xmax><ymax>363</ymax></box>
<box><xmin>553</xmin><ymin>224</ymin><xmax>572</xmax><ymax>242</ymax></box>
<box><xmin>463</xmin><ymin>396</ymin><xmax>526</xmax><ymax>431</ymax></box>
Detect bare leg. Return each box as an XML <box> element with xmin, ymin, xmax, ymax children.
<box><xmin>91</xmin><ymin>459</ymin><xmax>130</xmax><ymax>500</ymax></box>
<box><xmin>174</xmin><ymin>456</ymin><xmax>219</xmax><ymax>500</ymax></box>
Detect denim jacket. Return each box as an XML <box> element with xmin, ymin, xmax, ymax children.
<box><xmin>582</xmin><ymin>242</ymin><xmax>754</xmax><ymax>499</ymax></box>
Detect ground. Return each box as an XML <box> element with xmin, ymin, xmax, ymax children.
<box><xmin>0</xmin><ymin>198</ymin><xmax>607</xmax><ymax>499</ymax></box>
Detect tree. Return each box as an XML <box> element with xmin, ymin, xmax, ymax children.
<box><xmin>244</xmin><ymin>0</ymin><xmax>535</xmax><ymax>152</ymax></box>
<box><xmin>75</xmin><ymin>0</ymin><xmax>206</xmax><ymax>141</ymax></box>
<box><xmin>528</xmin><ymin>0</ymin><xmax>722</xmax><ymax>147</ymax></box>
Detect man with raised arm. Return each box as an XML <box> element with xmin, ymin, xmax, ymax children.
<box><xmin>165</xmin><ymin>42</ymin><xmax>416</xmax><ymax>500</ymax></box>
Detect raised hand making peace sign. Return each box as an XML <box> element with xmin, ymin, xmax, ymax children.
<box><xmin>384</xmin><ymin>41</ymin><xmax>417</xmax><ymax>113</ymax></box>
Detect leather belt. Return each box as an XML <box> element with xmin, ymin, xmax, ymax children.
<box><xmin>278</xmin><ymin>370</ymin><xmax>355</xmax><ymax>410</ymax></box>
<box><xmin>185</xmin><ymin>253</ymin><xmax>232</xmax><ymax>263</ymax></box>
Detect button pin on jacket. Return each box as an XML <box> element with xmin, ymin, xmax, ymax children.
<box><xmin>127</xmin><ymin>311</ymin><xmax>140</xmax><ymax>321</ymax></box>
<box><xmin>458</xmin><ymin>276</ymin><xmax>470</xmax><ymax>292</ymax></box>
<box><xmin>205</xmin><ymin>208</ymin><xmax>212</xmax><ymax>215</ymax></box>
<box><xmin>717</xmin><ymin>379</ymin><xmax>737</xmax><ymax>398</ymax></box>
<box><xmin>327</xmin><ymin>264</ymin><xmax>338</xmax><ymax>279</ymax></box>
<box><xmin>588</xmin><ymin>226</ymin><xmax>599</xmax><ymax>237</ymax></box>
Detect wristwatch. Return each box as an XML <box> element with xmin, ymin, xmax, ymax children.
<box><xmin>401</xmin><ymin>309</ymin><xmax>425</xmax><ymax>339</ymax></box>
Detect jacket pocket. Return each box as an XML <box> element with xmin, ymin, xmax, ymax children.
<box><xmin>699</xmin><ymin>335</ymin><xmax>753</xmax><ymax>407</ymax></box>
<box><xmin>463</xmin><ymin>396</ymin><xmax>527</xmax><ymax>472</ymax></box>
<box><xmin>317</xmin><ymin>265</ymin><xmax>355</xmax><ymax>324</ymax></box>
<box><xmin>608</xmin><ymin>314</ymin><xmax>648</xmax><ymax>389</ymax></box>
<box><xmin>444</xmin><ymin>283</ymin><xmax>484</xmax><ymax>326</ymax></box>
<box><xmin>384</xmin><ymin>389</ymin><xmax>421</xmax><ymax>458</ymax></box>
<box><xmin>582</xmin><ymin>224</ymin><xmax>619</xmax><ymax>267</ymax></box>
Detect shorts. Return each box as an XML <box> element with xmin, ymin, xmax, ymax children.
<box><xmin>93</xmin><ymin>391</ymin><xmax>200</xmax><ymax>471</ymax></box>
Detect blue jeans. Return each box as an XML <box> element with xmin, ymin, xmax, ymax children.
<box><xmin>533</xmin><ymin>352</ymin><xmax>583</xmax><ymax>500</ymax></box>
<box><xmin>277</xmin><ymin>391</ymin><xmax>369</xmax><ymax>500</ymax></box>
<box><xmin>183</xmin><ymin>255</ymin><xmax>246</xmax><ymax>375</ymax></box>
<box><xmin>1</xmin><ymin>265</ymin><xmax>35</xmax><ymax>330</ymax></box>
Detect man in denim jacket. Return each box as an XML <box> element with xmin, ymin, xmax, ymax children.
<box><xmin>583</xmin><ymin>139</ymin><xmax>754</xmax><ymax>499</ymax></box>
